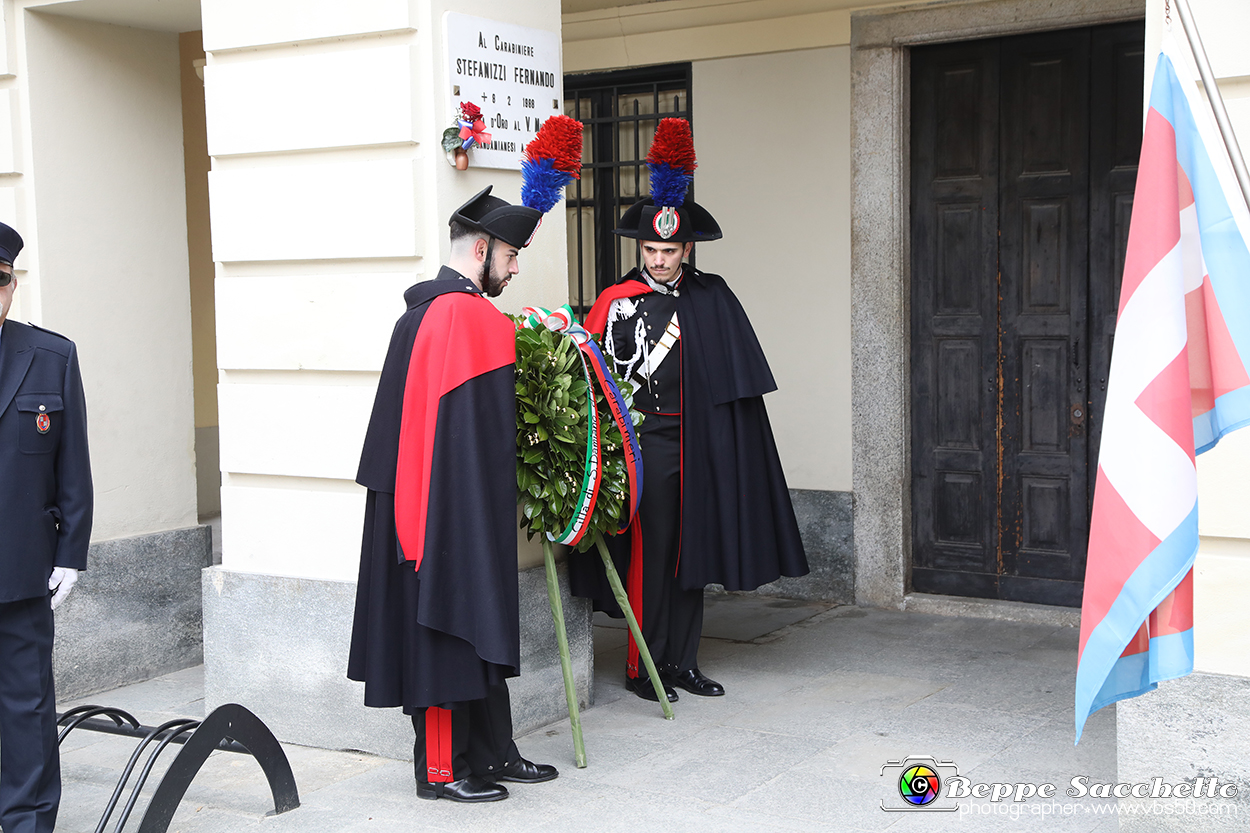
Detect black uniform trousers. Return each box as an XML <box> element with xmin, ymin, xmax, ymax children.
<box><xmin>629</xmin><ymin>413</ymin><xmax>704</xmax><ymax>677</ymax></box>
<box><xmin>0</xmin><ymin>596</ymin><xmax>59</xmax><ymax>833</ymax></box>
<box><xmin>411</xmin><ymin>681</ymin><xmax>518</xmax><ymax>784</ymax></box>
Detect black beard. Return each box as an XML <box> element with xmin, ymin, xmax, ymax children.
<box><xmin>482</xmin><ymin>257</ymin><xmax>512</xmax><ymax>300</ymax></box>
<box><xmin>482</xmin><ymin>261</ymin><xmax>506</xmax><ymax>297</ymax></box>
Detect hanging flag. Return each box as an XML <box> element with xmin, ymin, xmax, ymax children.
<box><xmin>1075</xmin><ymin>30</ymin><xmax>1250</xmax><ymax>741</ymax></box>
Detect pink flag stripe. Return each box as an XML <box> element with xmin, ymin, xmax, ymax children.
<box><xmin>1075</xmin><ymin>48</ymin><xmax>1199</xmax><ymax>741</ymax></box>
<box><xmin>1118</xmin><ymin>109</ymin><xmax>1183</xmax><ymax>319</ymax></box>
<box><xmin>1076</xmin><ymin>34</ymin><xmax>1250</xmax><ymax>740</ymax></box>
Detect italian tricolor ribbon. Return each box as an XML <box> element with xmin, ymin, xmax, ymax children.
<box><xmin>521</xmin><ymin>305</ymin><xmax>644</xmax><ymax>544</ymax></box>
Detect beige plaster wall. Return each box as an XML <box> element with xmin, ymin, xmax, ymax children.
<box><xmin>563</xmin><ymin>1</ymin><xmax>958</xmax><ymax>496</ymax></box>
<box><xmin>204</xmin><ymin>0</ymin><xmax>566</xmax><ymax>580</ymax></box>
<box><xmin>693</xmin><ymin>47</ymin><xmax>852</xmax><ymax>492</ymax></box>
<box><xmin>563</xmin><ymin>0</ymin><xmax>934</xmax><ymax>72</ymax></box>
<box><xmin>22</xmin><ymin>11</ymin><xmax>198</xmax><ymax>541</ymax></box>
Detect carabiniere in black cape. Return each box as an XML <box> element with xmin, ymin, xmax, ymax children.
<box><xmin>348</xmin><ymin>268</ymin><xmax>519</xmax><ymax>712</ymax></box>
<box><xmin>570</xmin><ymin>266</ymin><xmax>809</xmax><ymax>610</ymax></box>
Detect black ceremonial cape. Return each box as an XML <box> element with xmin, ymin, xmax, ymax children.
<box><xmin>348</xmin><ymin>267</ymin><xmax>519</xmax><ymax>711</ymax></box>
<box><xmin>573</xmin><ymin>267</ymin><xmax>808</xmax><ymax>601</ymax></box>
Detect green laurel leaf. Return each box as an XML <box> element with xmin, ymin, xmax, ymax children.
<box><xmin>514</xmin><ymin>315</ymin><xmax>644</xmax><ymax>551</ymax></box>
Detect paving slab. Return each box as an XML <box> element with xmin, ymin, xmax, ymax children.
<box><xmin>50</xmin><ymin>597</ymin><xmax>1127</xmax><ymax>833</ymax></box>
<box><xmin>593</xmin><ymin>592</ymin><xmax>836</xmax><ymax>642</ymax></box>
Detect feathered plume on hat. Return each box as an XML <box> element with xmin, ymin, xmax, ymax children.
<box><xmin>611</xmin><ymin>119</ymin><xmax>720</xmax><ymax>242</ymax></box>
<box><xmin>521</xmin><ymin>115</ymin><xmax>584</xmax><ymax>215</ymax></box>
<box><xmin>647</xmin><ymin>118</ymin><xmax>697</xmax><ymax>208</ymax></box>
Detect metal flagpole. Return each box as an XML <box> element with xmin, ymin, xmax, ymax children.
<box><xmin>1172</xmin><ymin>0</ymin><xmax>1250</xmax><ymax>214</ymax></box>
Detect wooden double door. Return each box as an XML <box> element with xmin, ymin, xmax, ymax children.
<box><xmin>909</xmin><ymin>22</ymin><xmax>1144</xmax><ymax>607</ymax></box>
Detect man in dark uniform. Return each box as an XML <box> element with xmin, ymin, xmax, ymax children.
<box><xmin>348</xmin><ymin>188</ymin><xmax>558</xmax><ymax>804</ymax></box>
<box><xmin>577</xmin><ymin>119</ymin><xmax>809</xmax><ymax>702</ymax></box>
<box><xmin>0</xmin><ymin>221</ymin><xmax>93</xmax><ymax>833</ymax></box>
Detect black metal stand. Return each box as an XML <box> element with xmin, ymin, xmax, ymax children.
<box><xmin>57</xmin><ymin>703</ymin><xmax>300</xmax><ymax>833</ymax></box>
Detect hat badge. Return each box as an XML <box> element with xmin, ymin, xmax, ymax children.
<box><xmin>653</xmin><ymin>206</ymin><xmax>680</xmax><ymax>240</ymax></box>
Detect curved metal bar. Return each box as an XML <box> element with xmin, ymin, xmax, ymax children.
<box><xmin>94</xmin><ymin>720</ymin><xmax>199</xmax><ymax>833</ymax></box>
<box><xmin>58</xmin><ymin>704</ymin><xmax>106</xmax><ymax>725</ymax></box>
<box><xmin>113</xmin><ymin>722</ymin><xmax>200</xmax><ymax>833</ymax></box>
<box><xmin>135</xmin><ymin>704</ymin><xmax>299</xmax><ymax>833</ymax></box>
<box><xmin>58</xmin><ymin>707</ymin><xmax>141</xmax><ymax>744</ymax></box>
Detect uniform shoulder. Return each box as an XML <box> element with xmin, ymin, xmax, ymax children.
<box><xmin>434</xmin><ymin>288</ymin><xmax>512</xmax><ymax>328</ymax></box>
<box><xmin>13</xmin><ymin>321</ymin><xmax>74</xmax><ymax>355</ymax></box>
<box><xmin>28</xmin><ymin>321</ymin><xmax>73</xmax><ymax>341</ymax></box>
<box><xmin>436</xmin><ymin>288</ymin><xmax>492</xmax><ymax>312</ymax></box>
<box><xmin>690</xmin><ymin>267</ymin><xmax>724</xmax><ymax>282</ymax></box>
<box><xmin>688</xmin><ymin>268</ymin><xmax>732</xmax><ymax>293</ymax></box>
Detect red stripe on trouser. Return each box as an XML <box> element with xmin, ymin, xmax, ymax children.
<box><xmin>625</xmin><ymin>514</ymin><xmax>645</xmax><ymax>678</ymax></box>
<box><xmin>425</xmin><ymin>707</ymin><xmax>453</xmax><ymax>783</ymax></box>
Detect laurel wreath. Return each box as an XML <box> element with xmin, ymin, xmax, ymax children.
<box><xmin>515</xmin><ymin>315</ymin><xmax>673</xmax><ymax>733</ymax></box>
<box><xmin>514</xmin><ymin>317</ymin><xmax>642</xmax><ymax>551</ymax></box>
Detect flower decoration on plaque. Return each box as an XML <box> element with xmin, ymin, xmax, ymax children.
<box><xmin>443</xmin><ymin>101</ymin><xmax>492</xmax><ymax>170</ymax></box>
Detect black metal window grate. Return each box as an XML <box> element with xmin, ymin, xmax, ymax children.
<box><xmin>564</xmin><ymin>64</ymin><xmax>692</xmax><ymax>317</ymax></box>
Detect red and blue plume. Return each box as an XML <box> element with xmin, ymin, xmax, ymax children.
<box><xmin>646</xmin><ymin>118</ymin><xmax>697</xmax><ymax>209</ymax></box>
<box><xmin>521</xmin><ymin>115</ymin><xmax>583</xmax><ymax>215</ymax></box>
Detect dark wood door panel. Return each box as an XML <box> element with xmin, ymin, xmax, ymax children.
<box><xmin>933</xmin><ymin>470</ymin><xmax>986</xmax><ymax>549</ymax></box>
<box><xmin>999</xmin><ymin>575</ymin><xmax>1084</xmax><ymax>607</ymax></box>
<box><xmin>912</xmin><ymin>567</ymin><xmax>999</xmax><ymax>600</ymax></box>
<box><xmin>934</xmin><ymin>203</ymin><xmax>986</xmax><ymax>315</ymax></box>
<box><xmin>1020</xmin><ymin>198</ymin><xmax>1073</xmax><ymax>313</ymax></box>
<box><xmin>934</xmin><ymin>338</ymin><xmax>984</xmax><ymax>448</ymax></box>
<box><xmin>910</xmin><ymin>22</ymin><xmax>1143</xmax><ymax>607</ymax></box>
<box><xmin>1018</xmin><ymin>338</ymin><xmax>1073</xmax><ymax>454</ymax></box>
<box><xmin>911</xmin><ymin>37</ymin><xmax>1001</xmax><ymax>581</ymax></box>
<box><xmin>1000</xmin><ymin>26</ymin><xmax>1090</xmax><ymax>601</ymax></box>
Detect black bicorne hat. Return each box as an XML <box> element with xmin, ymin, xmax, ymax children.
<box><xmin>0</xmin><ymin>221</ymin><xmax>23</xmax><ymax>263</ymax></box>
<box><xmin>450</xmin><ymin>186</ymin><xmax>543</xmax><ymax>249</ymax></box>
<box><xmin>612</xmin><ymin>119</ymin><xmax>721</xmax><ymax>243</ymax></box>
<box><xmin>612</xmin><ymin>195</ymin><xmax>722</xmax><ymax>243</ymax></box>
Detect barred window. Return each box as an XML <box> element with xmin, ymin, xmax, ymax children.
<box><xmin>563</xmin><ymin>64</ymin><xmax>692</xmax><ymax>316</ymax></box>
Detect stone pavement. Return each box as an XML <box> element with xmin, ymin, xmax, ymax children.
<box><xmin>55</xmin><ymin>595</ymin><xmax>1127</xmax><ymax>833</ymax></box>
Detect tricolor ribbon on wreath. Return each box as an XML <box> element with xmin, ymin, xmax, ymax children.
<box><xmin>520</xmin><ymin>304</ymin><xmax>644</xmax><ymax>546</ymax></box>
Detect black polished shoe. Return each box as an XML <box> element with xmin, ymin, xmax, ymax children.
<box><xmin>416</xmin><ymin>776</ymin><xmax>509</xmax><ymax>802</ymax></box>
<box><xmin>662</xmin><ymin>666</ymin><xmax>725</xmax><ymax>697</ymax></box>
<box><xmin>495</xmin><ymin>757</ymin><xmax>559</xmax><ymax>784</ymax></box>
<box><xmin>625</xmin><ymin>675</ymin><xmax>678</xmax><ymax>702</ymax></box>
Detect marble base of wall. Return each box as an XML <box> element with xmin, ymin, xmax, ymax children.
<box><xmin>202</xmin><ymin>561</ymin><xmax>593</xmax><ymax>761</ymax></box>
<box><xmin>1116</xmin><ymin>671</ymin><xmax>1250</xmax><ymax>829</ymax></box>
<box><xmin>709</xmin><ymin>488</ymin><xmax>853</xmax><ymax>603</ymax></box>
<box><xmin>54</xmin><ymin>525</ymin><xmax>212</xmax><ymax>699</ymax></box>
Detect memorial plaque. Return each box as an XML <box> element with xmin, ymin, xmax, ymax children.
<box><xmin>444</xmin><ymin>13</ymin><xmax>563</xmax><ymax>170</ymax></box>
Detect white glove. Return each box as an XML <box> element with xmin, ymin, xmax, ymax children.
<box><xmin>48</xmin><ymin>567</ymin><xmax>78</xmax><ymax>610</ymax></box>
